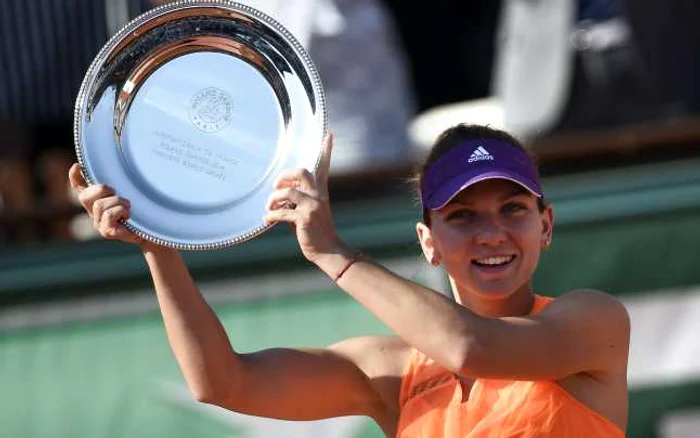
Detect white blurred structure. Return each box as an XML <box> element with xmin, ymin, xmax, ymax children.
<box><xmin>408</xmin><ymin>98</ymin><xmax>506</xmax><ymax>152</ymax></box>
<box><xmin>409</xmin><ymin>0</ymin><xmax>576</xmax><ymax>148</ymax></box>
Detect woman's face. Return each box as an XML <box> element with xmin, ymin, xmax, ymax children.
<box><xmin>417</xmin><ymin>179</ymin><xmax>553</xmax><ymax>303</ymax></box>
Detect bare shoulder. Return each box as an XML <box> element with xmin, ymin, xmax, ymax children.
<box><xmin>329</xmin><ymin>335</ymin><xmax>412</xmax><ymax>414</ymax></box>
<box><xmin>552</xmin><ymin>289</ymin><xmax>630</xmax><ymax>329</ymax></box>
<box><xmin>548</xmin><ymin>289</ymin><xmax>631</xmax><ymax>369</ymax></box>
<box><xmin>550</xmin><ymin>290</ymin><xmax>630</xmax><ymax>429</ymax></box>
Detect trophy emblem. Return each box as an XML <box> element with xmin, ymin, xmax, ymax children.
<box><xmin>189</xmin><ymin>87</ymin><xmax>235</xmax><ymax>133</ymax></box>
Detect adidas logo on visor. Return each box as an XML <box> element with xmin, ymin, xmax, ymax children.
<box><xmin>468</xmin><ymin>146</ymin><xmax>495</xmax><ymax>163</ymax></box>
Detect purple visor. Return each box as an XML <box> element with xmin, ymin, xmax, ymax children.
<box><xmin>420</xmin><ymin>139</ymin><xmax>542</xmax><ymax>210</ymax></box>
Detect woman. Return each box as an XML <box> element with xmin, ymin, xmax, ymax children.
<box><xmin>68</xmin><ymin>124</ymin><xmax>630</xmax><ymax>437</ymax></box>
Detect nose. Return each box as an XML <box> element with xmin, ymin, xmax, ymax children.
<box><xmin>473</xmin><ymin>216</ymin><xmax>507</xmax><ymax>246</ymax></box>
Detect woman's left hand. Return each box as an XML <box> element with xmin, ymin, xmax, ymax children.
<box><xmin>263</xmin><ymin>133</ymin><xmax>345</xmax><ymax>263</ymax></box>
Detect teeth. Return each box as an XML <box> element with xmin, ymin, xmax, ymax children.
<box><xmin>475</xmin><ymin>255</ymin><xmax>514</xmax><ymax>266</ymax></box>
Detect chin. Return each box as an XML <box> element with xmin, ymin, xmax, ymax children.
<box><xmin>453</xmin><ymin>278</ymin><xmax>520</xmax><ymax>302</ymax></box>
<box><xmin>472</xmin><ymin>284</ymin><xmax>519</xmax><ymax>300</ymax></box>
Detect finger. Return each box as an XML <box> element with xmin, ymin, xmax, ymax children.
<box><xmin>68</xmin><ymin>163</ymin><xmax>88</xmax><ymax>192</ymax></box>
<box><xmin>99</xmin><ymin>205</ymin><xmax>130</xmax><ymax>237</ymax></box>
<box><xmin>274</xmin><ymin>167</ymin><xmax>315</xmax><ymax>192</ymax></box>
<box><xmin>266</xmin><ymin>187</ymin><xmax>312</xmax><ymax>211</ymax></box>
<box><xmin>314</xmin><ymin>132</ymin><xmax>334</xmax><ymax>188</ymax></box>
<box><xmin>263</xmin><ymin>207</ymin><xmax>298</xmax><ymax>225</ymax></box>
<box><xmin>92</xmin><ymin>196</ymin><xmax>127</xmax><ymax>227</ymax></box>
<box><xmin>103</xmin><ymin>224</ymin><xmax>135</xmax><ymax>241</ymax></box>
<box><xmin>78</xmin><ymin>184</ymin><xmax>116</xmax><ymax>215</ymax></box>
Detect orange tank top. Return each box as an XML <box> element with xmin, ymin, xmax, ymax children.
<box><xmin>396</xmin><ymin>295</ymin><xmax>625</xmax><ymax>438</ymax></box>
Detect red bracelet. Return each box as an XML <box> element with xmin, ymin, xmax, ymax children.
<box><xmin>334</xmin><ymin>252</ymin><xmax>364</xmax><ymax>282</ymax></box>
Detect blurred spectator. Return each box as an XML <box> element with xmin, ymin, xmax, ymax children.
<box><xmin>0</xmin><ymin>121</ymin><xmax>34</xmax><ymax>241</ymax></box>
<box><xmin>308</xmin><ymin>0</ymin><xmax>415</xmax><ymax>175</ymax></box>
<box><xmin>0</xmin><ymin>0</ymin><xmax>146</xmax><ymax>243</ymax></box>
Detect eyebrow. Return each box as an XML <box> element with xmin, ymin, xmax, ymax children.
<box><xmin>503</xmin><ymin>187</ymin><xmax>530</xmax><ymax>199</ymax></box>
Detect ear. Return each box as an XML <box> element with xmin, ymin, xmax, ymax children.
<box><xmin>540</xmin><ymin>204</ymin><xmax>555</xmax><ymax>250</ymax></box>
<box><xmin>416</xmin><ymin>221</ymin><xmax>441</xmax><ymax>266</ymax></box>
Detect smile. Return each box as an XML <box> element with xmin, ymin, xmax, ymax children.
<box><xmin>472</xmin><ymin>255</ymin><xmax>515</xmax><ymax>267</ymax></box>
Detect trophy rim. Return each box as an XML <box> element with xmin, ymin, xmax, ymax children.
<box><xmin>73</xmin><ymin>0</ymin><xmax>327</xmax><ymax>251</ymax></box>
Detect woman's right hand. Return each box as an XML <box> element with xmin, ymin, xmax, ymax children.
<box><xmin>68</xmin><ymin>163</ymin><xmax>146</xmax><ymax>246</ymax></box>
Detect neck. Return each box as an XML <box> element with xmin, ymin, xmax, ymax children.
<box><xmin>450</xmin><ymin>280</ymin><xmax>535</xmax><ymax>318</ymax></box>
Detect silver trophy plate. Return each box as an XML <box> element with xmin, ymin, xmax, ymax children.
<box><xmin>74</xmin><ymin>1</ymin><xmax>326</xmax><ymax>250</ymax></box>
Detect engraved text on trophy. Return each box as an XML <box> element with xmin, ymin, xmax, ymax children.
<box><xmin>151</xmin><ymin>131</ymin><xmax>238</xmax><ymax>182</ymax></box>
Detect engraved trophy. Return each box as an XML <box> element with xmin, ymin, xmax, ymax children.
<box><xmin>74</xmin><ymin>1</ymin><xmax>327</xmax><ymax>250</ymax></box>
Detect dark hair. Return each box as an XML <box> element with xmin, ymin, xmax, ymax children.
<box><xmin>412</xmin><ymin>124</ymin><xmax>546</xmax><ymax>226</ymax></box>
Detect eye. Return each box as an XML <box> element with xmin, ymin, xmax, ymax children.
<box><xmin>501</xmin><ymin>202</ymin><xmax>527</xmax><ymax>215</ymax></box>
<box><xmin>446</xmin><ymin>208</ymin><xmax>475</xmax><ymax>221</ymax></box>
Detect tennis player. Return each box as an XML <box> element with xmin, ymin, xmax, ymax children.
<box><xmin>69</xmin><ymin>124</ymin><xmax>629</xmax><ymax>437</ymax></box>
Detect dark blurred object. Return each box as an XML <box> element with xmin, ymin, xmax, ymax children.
<box><xmin>0</xmin><ymin>1</ymin><xmax>111</xmax><ymax>124</ymax></box>
<box><xmin>620</xmin><ymin>0</ymin><xmax>700</xmax><ymax>114</ymax></box>
<box><xmin>382</xmin><ymin>0</ymin><xmax>502</xmax><ymax>111</ymax></box>
<box><xmin>552</xmin><ymin>0</ymin><xmax>673</xmax><ymax>133</ymax></box>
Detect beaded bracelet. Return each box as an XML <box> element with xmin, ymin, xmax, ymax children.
<box><xmin>334</xmin><ymin>252</ymin><xmax>364</xmax><ymax>282</ymax></box>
